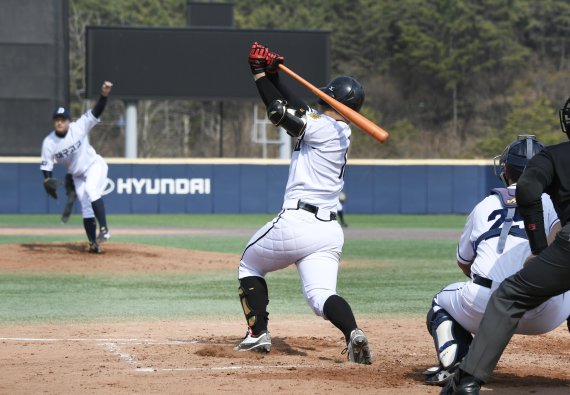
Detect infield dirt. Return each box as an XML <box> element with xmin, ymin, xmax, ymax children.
<box><xmin>0</xmin><ymin>241</ymin><xmax>568</xmax><ymax>394</ymax></box>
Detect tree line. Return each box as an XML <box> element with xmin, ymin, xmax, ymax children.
<box><xmin>71</xmin><ymin>0</ymin><xmax>569</xmax><ymax>158</ymax></box>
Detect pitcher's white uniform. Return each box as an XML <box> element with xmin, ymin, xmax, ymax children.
<box><xmin>239</xmin><ymin>108</ymin><xmax>348</xmax><ymax>316</ymax></box>
<box><xmin>40</xmin><ymin>110</ymin><xmax>108</xmax><ymax>218</ymax></box>
<box><xmin>434</xmin><ymin>186</ymin><xmax>570</xmax><ymax>334</ymax></box>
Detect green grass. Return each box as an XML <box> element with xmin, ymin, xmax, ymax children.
<box><xmin>0</xmin><ymin>214</ymin><xmax>465</xmax><ymax>323</ymax></box>
<box><xmin>0</xmin><ymin>213</ymin><xmax>466</xmax><ymax>228</ymax></box>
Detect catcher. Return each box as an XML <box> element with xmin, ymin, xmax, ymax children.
<box><xmin>425</xmin><ymin>135</ymin><xmax>570</xmax><ymax>387</ymax></box>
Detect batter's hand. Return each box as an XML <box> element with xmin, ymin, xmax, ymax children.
<box><xmin>101</xmin><ymin>81</ymin><xmax>113</xmax><ymax>97</ymax></box>
<box><xmin>266</xmin><ymin>52</ymin><xmax>284</xmax><ymax>74</ymax></box>
<box><xmin>43</xmin><ymin>178</ymin><xmax>60</xmax><ymax>200</ymax></box>
<box><xmin>248</xmin><ymin>42</ymin><xmax>269</xmax><ymax>75</ymax></box>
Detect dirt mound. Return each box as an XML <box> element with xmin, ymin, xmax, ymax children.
<box><xmin>0</xmin><ymin>242</ymin><xmax>238</xmax><ymax>273</ymax></box>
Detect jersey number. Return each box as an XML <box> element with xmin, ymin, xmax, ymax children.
<box><xmin>487</xmin><ymin>208</ymin><xmax>523</xmax><ymax>231</ymax></box>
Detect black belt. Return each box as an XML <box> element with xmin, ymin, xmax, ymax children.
<box><xmin>297</xmin><ymin>201</ymin><xmax>337</xmax><ymax>221</ymax></box>
<box><xmin>473</xmin><ymin>274</ymin><xmax>493</xmax><ymax>289</ymax></box>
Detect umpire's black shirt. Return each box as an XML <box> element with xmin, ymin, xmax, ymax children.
<box><xmin>517</xmin><ymin>140</ymin><xmax>570</xmax><ymax>254</ymax></box>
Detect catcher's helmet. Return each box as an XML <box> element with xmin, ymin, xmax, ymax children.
<box><xmin>559</xmin><ymin>96</ymin><xmax>570</xmax><ymax>138</ymax></box>
<box><xmin>493</xmin><ymin>135</ymin><xmax>544</xmax><ymax>186</ymax></box>
<box><xmin>318</xmin><ymin>76</ymin><xmax>365</xmax><ymax>112</ymax></box>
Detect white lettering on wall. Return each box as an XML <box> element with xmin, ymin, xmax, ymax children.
<box><xmin>106</xmin><ymin>178</ymin><xmax>212</xmax><ymax>195</ymax></box>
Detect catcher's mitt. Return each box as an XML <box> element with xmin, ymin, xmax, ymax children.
<box><xmin>43</xmin><ymin>178</ymin><xmax>60</xmax><ymax>199</ymax></box>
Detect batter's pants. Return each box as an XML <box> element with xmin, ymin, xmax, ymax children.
<box><xmin>461</xmin><ymin>223</ymin><xmax>570</xmax><ymax>383</ymax></box>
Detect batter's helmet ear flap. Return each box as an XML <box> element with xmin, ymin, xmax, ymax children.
<box><xmin>559</xmin><ymin>96</ymin><xmax>570</xmax><ymax>138</ymax></box>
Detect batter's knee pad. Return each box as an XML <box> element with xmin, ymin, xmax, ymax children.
<box><xmin>426</xmin><ymin>304</ymin><xmax>473</xmax><ymax>370</ymax></box>
<box><xmin>238</xmin><ymin>276</ymin><xmax>269</xmax><ymax>333</ymax></box>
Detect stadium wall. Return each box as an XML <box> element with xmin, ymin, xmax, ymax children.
<box><xmin>0</xmin><ymin>158</ymin><xmax>501</xmax><ymax>215</ymax></box>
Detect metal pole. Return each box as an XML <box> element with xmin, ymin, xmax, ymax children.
<box><xmin>125</xmin><ymin>101</ymin><xmax>138</xmax><ymax>158</ymax></box>
<box><xmin>219</xmin><ymin>101</ymin><xmax>224</xmax><ymax>157</ymax></box>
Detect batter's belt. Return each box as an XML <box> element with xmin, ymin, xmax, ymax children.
<box><xmin>283</xmin><ymin>199</ymin><xmax>337</xmax><ymax>221</ymax></box>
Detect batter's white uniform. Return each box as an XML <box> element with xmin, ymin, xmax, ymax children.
<box><xmin>239</xmin><ymin>108</ymin><xmax>348</xmax><ymax>317</ymax></box>
<box><xmin>40</xmin><ymin>110</ymin><xmax>108</xmax><ymax>218</ymax></box>
<box><xmin>434</xmin><ymin>186</ymin><xmax>570</xmax><ymax>334</ymax></box>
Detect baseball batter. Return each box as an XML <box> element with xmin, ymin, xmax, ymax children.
<box><xmin>425</xmin><ymin>135</ymin><xmax>570</xmax><ymax>386</ymax></box>
<box><xmin>235</xmin><ymin>42</ymin><xmax>372</xmax><ymax>364</ymax></box>
<box><xmin>40</xmin><ymin>81</ymin><xmax>113</xmax><ymax>253</ymax></box>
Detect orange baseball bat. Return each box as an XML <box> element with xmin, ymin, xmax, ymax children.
<box><xmin>278</xmin><ymin>64</ymin><xmax>389</xmax><ymax>143</ymax></box>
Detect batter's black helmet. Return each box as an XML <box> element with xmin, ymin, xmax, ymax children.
<box><xmin>318</xmin><ymin>76</ymin><xmax>365</xmax><ymax>112</ymax></box>
<box><xmin>559</xmin><ymin>96</ymin><xmax>570</xmax><ymax>138</ymax></box>
<box><xmin>493</xmin><ymin>135</ymin><xmax>544</xmax><ymax>186</ymax></box>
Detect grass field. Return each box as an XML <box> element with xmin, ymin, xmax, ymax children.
<box><xmin>0</xmin><ymin>214</ymin><xmax>466</xmax><ymax>323</ymax></box>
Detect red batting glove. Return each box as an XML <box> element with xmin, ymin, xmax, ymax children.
<box><xmin>248</xmin><ymin>42</ymin><xmax>269</xmax><ymax>74</ymax></box>
<box><xmin>266</xmin><ymin>52</ymin><xmax>284</xmax><ymax>74</ymax></box>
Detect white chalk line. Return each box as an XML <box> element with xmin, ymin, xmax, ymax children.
<box><xmin>136</xmin><ymin>364</ymin><xmax>311</xmax><ymax>372</ymax></box>
<box><xmin>0</xmin><ymin>336</ymin><xmax>314</xmax><ymax>372</ymax></box>
<box><xmin>0</xmin><ymin>337</ymin><xmax>199</xmax><ymax>345</ymax></box>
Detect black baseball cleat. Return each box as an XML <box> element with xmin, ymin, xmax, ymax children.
<box><xmin>88</xmin><ymin>241</ymin><xmax>101</xmax><ymax>254</ymax></box>
<box><xmin>440</xmin><ymin>369</ymin><xmax>481</xmax><ymax>395</ymax></box>
<box><xmin>567</xmin><ymin>315</ymin><xmax>570</xmax><ymax>333</ymax></box>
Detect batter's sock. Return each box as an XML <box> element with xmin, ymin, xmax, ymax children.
<box><xmin>239</xmin><ymin>276</ymin><xmax>269</xmax><ymax>335</ymax></box>
<box><xmin>323</xmin><ymin>295</ymin><xmax>358</xmax><ymax>342</ymax></box>
<box><xmin>83</xmin><ymin>217</ymin><xmax>97</xmax><ymax>242</ymax></box>
<box><xmin>91</xmin><ymin>198</ymin><xmax>108</xmax><ymax>229</ymax></box>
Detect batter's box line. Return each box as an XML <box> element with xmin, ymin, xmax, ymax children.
<box><xmin>136</xmin><ymin>364</ymin><xmax>317</xmax><ymax>373</ymax></box>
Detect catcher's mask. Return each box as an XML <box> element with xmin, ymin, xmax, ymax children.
<box><xmin>318</xmin><ymin>76</ymin><xmax>365</xmax><ymax>112</ymax></box>
<box><xmin>559</xmin><ymin>96</ymin><xmax>570</xmax><ymax>138</ymax></box>
<box><xmin>493</xmin><ymin>135</ymin><xmax>544</xmax><ymax>186</ymax></box>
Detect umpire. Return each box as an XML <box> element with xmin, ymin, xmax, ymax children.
<box><xmin>442</xmin><ymin>96</ymin><xmax>570</xmax><ymax>395</ymax></box>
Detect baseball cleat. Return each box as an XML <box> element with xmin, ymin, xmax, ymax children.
<box><xmin>88</xmin><ymin>241</ymin><xmax>101</xmax><ymax>254</ymax></box>
<box><xmin>234</xmin><ymin>329</ymin><xmax>271</xmax><ymax>352</ymax></box>
<box><xmin>425</xmin><ymin>366</ymin><xmax>458</xmax><ymax>386</ymax></box>
<box><xmin>344</xmin><ymin>328</ymin><xmax>372</xmax><ymax>364</ymax></box>
<box><xmin>97</xmin><ymin>227</ymin><xmax>111</xmax><ymax>243</ymax></box>
<box><xmin>439</xmin><ymin>370</ymin><xmax>482</xmax><ymax>395</ymax></box>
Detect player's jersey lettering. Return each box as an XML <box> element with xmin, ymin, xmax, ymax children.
<box><xmin>55</xmin><ymin>141</ymin><xmax>82</xmax><ymax>159</ymax></box>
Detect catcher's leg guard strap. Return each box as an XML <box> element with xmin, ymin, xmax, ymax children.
<box><xmin>238</xmin><ymin>276</ymin><xmax>269</xmax><ymax>335</ymax></box>
<box><xmin>427</xmin><ymin>304</ymin><xmax>473</xmax><ymax>370</ymax></box>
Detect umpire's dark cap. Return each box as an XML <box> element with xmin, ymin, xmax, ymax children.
<box><xmin>52</xmin><ymin>107</ymin><xmax>71</xmax><ymax>120</ymax></box>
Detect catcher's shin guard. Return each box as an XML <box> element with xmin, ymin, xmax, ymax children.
<box><xmin>426</xmin><ymin>304</ymin><xmax>472</xmax><ymax>370</ymax></box>
<box><xmin>238</xmin><ymin>276</ymin><xmax>269</xmax><ymax>335</ymax></box>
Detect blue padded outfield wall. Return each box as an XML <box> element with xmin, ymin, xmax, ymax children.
<box><xmin>0</xmin><ymin>158</ymin><xmax>502</xmax><ymax>215</ymax></box>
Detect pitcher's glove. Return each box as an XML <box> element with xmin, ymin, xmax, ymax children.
<box><xmin>43</xmin><ymin>178</ymin><xmax>60</xmax><ymax>199</ymax></box>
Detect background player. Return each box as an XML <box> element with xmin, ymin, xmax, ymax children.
<box><xmin>426</xmin><ymin>135</ymin><xmax>570</xmax><ymax>386</ymax></box>
<box><xmin>336</xmin><ymin>191</ymin><xmax>348</xmax><ymax>228</ymax></box>
<box><xmin>40</xmin><ymin>81</ymin><xmax>113</xmax><ymax>253</ymax></box>
<box><xmin>235</xmin><ymin>42</ymin><xmax>372</xmax><ymax>364</ymax></box>
<box><xmin>442</xmin><ymin>99</ymin><xmax>570</xmax><ymax>394</ymax></box>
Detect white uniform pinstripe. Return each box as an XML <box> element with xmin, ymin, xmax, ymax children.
<box><xmin>40</xmin><ymin>111</ymin><xmax>107</xmax><ymax>218</ymax></box>
<box><xmin>239</xmin><ymin>108</ymin><xmax>349</xmax><ymax>316</ymax></box>
<box><xmin>435</xmin><ymin>186</ymin><xmax>570</xmax><ymax>334</ymax></box>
